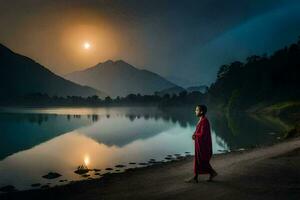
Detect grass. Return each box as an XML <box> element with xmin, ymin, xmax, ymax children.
<box><xmin>254</xmin><ymin>101</ymin><xmax>300</xmax><ymax>139</ymax></box>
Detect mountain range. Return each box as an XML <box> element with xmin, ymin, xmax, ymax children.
<box><xmin>0</xmin><ymin>43</ymin><xmax>206</xmax><ymax>101</ymax></box>
<box><xmin>64</xmin><ymin>60</ymin><xmax>178</xmax><ymax>97</ymax></box>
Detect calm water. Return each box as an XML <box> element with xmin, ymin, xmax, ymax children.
<box><xmin>0</xmin><ymin>106</ymin><xmax>283</xmax><ymax>191</ymax></box>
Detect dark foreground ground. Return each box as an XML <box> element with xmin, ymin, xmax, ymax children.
<box><xmin>1</xmin><ymin>137</ymin><xmax>300</xmax><ymax>200</ymax></box>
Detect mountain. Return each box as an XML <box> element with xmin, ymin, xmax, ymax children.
<box><xmin>0</xmin><ymin>44</ymin><xmax>105</xmax><ymax>99</ymax></box>
<box><xmin>155</xmin><ymin>86</ymin><xmax>186</xmax><ymax>96</ymax></box>
<box><xmin>64</xmin><ymin>60</ymin><xmax>178</xmax><ymax>97</ymax></box>
<box><xmin>164</xmin><ymin>75</ymin><xmax>200</xmax><ymax>88</ymax></box>
<box><xmin>155</xmin><ymin>85</ymin><xmax>208</xmax><ymax>97</ymax></box>
<box><xmin>186</xmin><ymin>85</ymin><xmax>208</xmax><ymax>94</ymax></box>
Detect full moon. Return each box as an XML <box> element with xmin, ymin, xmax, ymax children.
<box><xmin>83</xmin><ymin>42</ymin><xmax>91</xmax><ymax>49</ymax></box>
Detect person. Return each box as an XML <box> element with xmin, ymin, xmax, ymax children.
<box><xmin>185</xmin><ymin>104</ymin><xmax>218</xmax><ymax>183</ymax></box>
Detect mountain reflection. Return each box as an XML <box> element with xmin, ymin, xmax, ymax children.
<box><xmin>0</xmin><ymin>113</ymin><xmax>93</xmax><ymax>160</ymax></box>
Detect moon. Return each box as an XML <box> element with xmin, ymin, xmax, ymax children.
<box><xmin>83</xmin><ymin>42</ymin><xmax>91</xmax><ymax>49</ymax></box>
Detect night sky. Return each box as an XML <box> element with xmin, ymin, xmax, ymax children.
<box><xmin>1</xmin><ymin>0</ymin><xmax>300</xmax><ymax>87</ymax></box>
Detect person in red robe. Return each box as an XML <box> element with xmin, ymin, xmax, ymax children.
<box><xmin>185</xmin><ymin>105</ymin><xmax>218</xmax><ymax>183</ymax></box>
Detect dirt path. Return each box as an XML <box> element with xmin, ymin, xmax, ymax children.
<box><xmin>2</xmin><ymin>137</ymin><xmax>300</xmax><ymax>200</ymax></box>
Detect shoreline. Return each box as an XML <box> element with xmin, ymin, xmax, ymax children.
<box><xmin>1</xmin><ymin>136</ymin><xmax>300</xmax><ymax>200</ymax></box>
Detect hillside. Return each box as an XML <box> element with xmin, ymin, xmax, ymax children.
<box><xmin>65</xmin><ymin>60</ymin><xmax>178</xmax><ymax>97</ymax></box>
<box><xmin>0</xmin><ymin>44</ymin><xmax>105</xmax><ymax>100</ymax></box>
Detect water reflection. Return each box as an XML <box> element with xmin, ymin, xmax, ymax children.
<box><xmin>211</xmin><ymin>112</ymin><xmax>283</xmax><ymax>150</ymax></box>
<box><xmin>0</xmin><ymin>126</ymin><xmax>198</xmax><ymax>190</ymax></box>
<box><xmin>0</xmin><ymin>106</ymin><xmax>281</xmax><ymax>191</ymax></box>
<box><xmin>81</xmin><ymin>116</ymin><xmax>173</xmax><ymax>147</ymax></box>
<box><xmin>0</xmin><ymin>113</ymin><xmax>93</xmax><ymax>160</ymax></box>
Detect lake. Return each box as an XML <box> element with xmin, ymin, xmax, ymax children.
<box><xmin>0</xmin><ymin>106</ymin><xmax>283</xmax><ymax>191</ymax></box>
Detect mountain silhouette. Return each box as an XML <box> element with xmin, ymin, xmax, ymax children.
<box><xmin>155</xmin><ymin>86</ymin><xmax>186</xmax><ymax>96</ymax></box>
<box><xmin>186</xmin><ymin>85</ymin><xmax>208</xmax><ymax>94</ymax></box>
<box><xmin>64</xmin><ymin>60</ymin><xmax>178</xmax><ymax>97</ymax></box>
<box><xmin>0</xmin><ymin>44</ymin><xmax>105</xmax><ymax>99</ymax></box>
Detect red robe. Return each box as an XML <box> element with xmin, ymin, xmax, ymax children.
<box><xmin>193</xmin><ymin>116</ymin><xmax>213</xmax><ymax>175</ymax></box>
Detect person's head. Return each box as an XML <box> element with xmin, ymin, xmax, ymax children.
<box><xmin>195</xmin><ymin>104</ymin><xmax>207</xmax><ymax>117</ymax></box>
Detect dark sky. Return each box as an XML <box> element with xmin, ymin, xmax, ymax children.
<box><xmin>1</xmin><ymin>0</ymin><xmax>300</xmax><ymax>87</ymax></box>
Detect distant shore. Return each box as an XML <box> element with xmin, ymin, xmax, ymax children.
<box><xmin>1</xmin><ymin>135</ymin><xmax>300</xmax><ymax>200</ymax></box>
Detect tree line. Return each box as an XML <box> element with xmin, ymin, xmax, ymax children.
<box><xmin>0</xmin><ymin>91</ymin><xmax>206</xmax><ymax>107</ymax></box>
<box><xmin>207</xmin><ymin>37</ymin><xmax>300</xmax><ymax>112</ymax></box>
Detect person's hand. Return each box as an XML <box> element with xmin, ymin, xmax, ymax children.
<box><xmin>192</xmin><ymin>134</ymin><xmax>196</xmax><ymax>140</ymax></box>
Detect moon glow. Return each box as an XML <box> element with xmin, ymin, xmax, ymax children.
<box><xmin>83</xmin><ymin>42</ymin><xmax>91</xmax><ymax>49</ymax></box>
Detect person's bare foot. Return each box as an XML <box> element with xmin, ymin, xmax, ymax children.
<box><xmin>207</xmin><ymin>171</ymin><xmax>218</xmax><ymax>182</ymax></box>
<box><xmin>184</xmin><ymin>176</ymin><xmax>198</xmax><ymax>183</ymax></box>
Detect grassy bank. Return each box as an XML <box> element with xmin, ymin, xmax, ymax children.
<box><xmin>249</xmin><ymin>101</ymin><xmax>300</xmax><ymax>139</ymax></box>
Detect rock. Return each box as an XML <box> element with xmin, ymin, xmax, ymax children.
<box><xmin>218</xmin><ymin>149</ymin><xmax>230</xmax><ymax>153</ymax></box>
<box><xmin>74</xmin><ymin>168</ymin><xmax>89</xmax><ymax>174</ymax></box>
<box><xmin>94</xmin><ymin>172</ymin><xmax>101</xmax><ymax>175</ymax></box>
<box><xmin>31</xmin><ymin>183</ymin><xmax>41</xmax><ymax>187</ymax></box>
<box><xmin>74</xmin><ymin>165</ymin><xmax>90</xmax><ymax>175</ymax></box>
<box><xmin>105</xmin><ymin>168</ymin><xmax>113</xmax><ymax>170</ymax></box>
<box><xmin>42</xmin><ymin>172</ymin><xmax>61</xmax><ymax>179</ymax></box>
<box><xmin>40</xmin><ymin>185</ymin><xmax>50</xmax><ymax>189</ymax></box>
<box><xmin>129</xmin><ymin>162</ymin><xmax>136</xmax><ymax>165</ymax></box>
<box><xmin>81</xmin><ymin>174</ymin><xmax>90</xmax><ymax>178</ymax></box>
<box><xmin>148</xmin><ymin>158</ymin><xmax>156</xmax><ymax>163</ymax></box>
<box><xmin>0</xmin><ymin>185</ymin><xmax>16</xmax><ymax>192</ymax></box>
<box><xmin>138</xmin><ymin>162</ymin><xmax>148</xmax><ymax>165</ymax></box>
<box><xmin>93</xmin><ymin>168</ymin><xmax>101</xmax><ymax>172</ymax></box>
<box><xmin>115</xmin><ymin>164</ymin><xmax>126</xmax><ymax>168</ymax></box>
<box><xmin>74</xmin><ymin>165</ymin><xmax>91</xmax><ymax>175</ymax></box>
<box><xmin>151</xmin><ymin>161</ymin><xmax>163</xmax><ymax>164</ymax></box>
<box><xmin>102</xmin><ymin>172</ymin><xmax>111</xmax><ymax>176</ymax></box>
